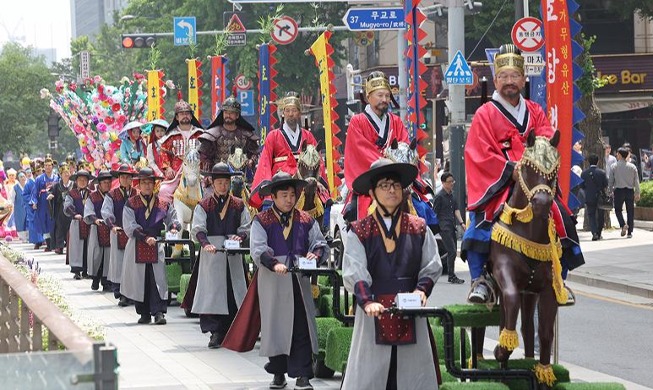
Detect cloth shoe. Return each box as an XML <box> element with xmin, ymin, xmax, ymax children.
<box><xmin>269</xmin><ymin>374</ymin><xmax>287</xmax><ymax>389</ymax></box>
<box><xmin>91</xmin><ymin>280</ymin><xmax>100</xmax><ymax>291</ymax></box>
<box><xmin>208</xmin><ymin>332</ymin><xmax>224</xmax><ymax>349</ymax></box>
<box><xmin>138</xmin><ymin>314</ymin><xmax>151</xmax><ymax>324</ymax></box>
<box><xmin>102</xmin><ymin>284</ymin><xmax>112</xmax><ymax>292</ymax></box>
<box><xmin>448</xmin><ymin>274</ymin><xmax>465</xmax><ymax>284</ymax></box>
<box><xmin>73</xmin><ymin>272</ymin><xmax>82</xmax><ymax>280</ymax></box>
<box><xmin>591</xmin><ymin>234</ymin><xmax>599</xmax><ymax>241</ymax></box>
<box><xmin>118</xmin><ymin>296</ymin><xmax>130</xmax><ymax>307</ymax></box>
<box><xmin>621</xmin><ymin>224</ymin><xmax>628</xmax><ymax>236</ymax></box>
<box><xmin>154</xmin><ymin>312</ymin><xmax>167</xmax><ymax>325</ymax></box>
<box><xmin>294</xmin><ymin>377</ymin><xmax>313</xmax><ymax>390</ymax></box>
<box><xmin>467</xmin><ymin>281</ymin><xmax>490</xmax><ymax>304</ymax></box>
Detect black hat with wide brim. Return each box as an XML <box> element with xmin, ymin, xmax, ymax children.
<box><xmin>258</xmin><ymin>171</ymin><xmax>307</xmax><ymax>197</ymax></box>
<box><xmin>94</xmin><ymin>170</ymin><xmax>114</xmax><ymax>183</ymax></box>
<box><xmin>70</xmin><ymin>170</ymin><xmax>95</xmax><ymax>182</ymax></box>
<box><xmin>201</xmin><ymin>162</ymin><xmax>240</xmax><ymax>178</ymax></box>
<box><xmin>110</xmin><ymin>163</ymin><xmax>138</xmax><ymax>177</ymax></box>
<box><xmin>352</xmin><ymin>158</ymin><xmax>418</xmax><ymax>194</ymax></box>
<box><xmin>133</xmin><ymin>167</ymin><xmax>163</xmax><ymax>181</ymax></box>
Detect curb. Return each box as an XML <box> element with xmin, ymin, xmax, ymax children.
<box><xmin>567</xmin><ymin>272</ymin><xmax>653</xmax><ymax>299</ymax></box>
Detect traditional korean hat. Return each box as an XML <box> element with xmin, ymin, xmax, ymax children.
<box><xmin>494</xmin><ymin>44</ymin><xmax>525</xmax><ymax>76</ymax></box>
<box><xmin>259</xmin><ymin>171</ymin><xmax>306</xmax><ymax>197</ymax></box>
<box><xmin>133</xmin><ymin>167</ymin><xmax>163</xmax><ymax>181</ymax></box>
<box><xmin>70</xmin><ymin>170</ymin><xmax>95</xmax><ymax>182</ymax></box>
<box><xmin>352</xmin><ymin>158</ymin><xmax>418</xmax><ymax>194</ymax></box>
<box><xmin>94</xmin><ymin>169</ymin><xmax>113</xmax><ymax>183</ymax></box>
<box><xmin>201</xmin><ymin>162</ymin><xmax>239</xmax><ymax>178</ymax></box>
<box><xmin>365</xmin><ymin>71</ymin><xmax>392</xmax><ymax>96</ymax></box>
<box><xmin>166</xmin><ymin>99</ymin><xmax>203</xmax><ymax>134</ymax></box>
<box><xmin>146</xmin><ymin>119</ymin><xmax>170</xmax><ymax>129</ymax></box>
<box><xmin>119</xmin><ymin>121</ymin><xmax>144</xmax><ymax>141</ymax></box>
<box><xmin>110</xmin><ymin>163</ymin><xmax>138</xmax><ymax>177</ymax></box>
<box><xmin>278</xmin><ymin>91</ymin><xmax>302</xmax><ymax>111</ymax></box>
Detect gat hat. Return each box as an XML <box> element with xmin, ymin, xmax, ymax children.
<box><xmin>259</xmin><ymin>171</ymin><xmax>306</xmax><ymax>197</ymax></box>
<box><xmin>278</xmin><ymin>91</ymin><xmax>302</xmax><ymax>111</ymax></box>
<box><xmin>111</xmin><ymin>163</ymin><xmax>138</xmax><ymax>177</ymax></box>
<box><xmin>352</xmin><ymin>158</ymin><xmax>418</xmax><ymax>194</ymax></box>
<box><xmin>494</xmin><ymin>44</ymin><xmax>525</xmax><ymax>76</ymax></box>
<box><xmin>71</xmin><ymin>170</ymin><xmax>95</xmax><ymax>182</ymax></box>
<box><xmin>201</xmin><ymin>162</ymin><xmax>239</xmax><ymax>178</ymax></box>
<box><xmin>166</xmin><ymin>100</ymin><xmax>204</xmax><ymax>134</ymax></box>
<box><xmin>95</xmin><ymin>169</ymin><xmax>113</xmax><ymax>183</ymax></box>
<box><xmin>134</xmin><ymin>167</ymin><xmax>163</xmax><ymax>181</ymax></box>
<box><xmin>365</xmin><ymin>71</ymin><xmax>392</xmax><ymax>96</ymax></box>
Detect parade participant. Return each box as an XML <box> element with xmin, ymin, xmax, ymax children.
<box><xmin>343</xmin><ymin>71</ymin><xmax>410</xmax><ymax>221</ymax></box>
<box><xmin>462</xmin><ymin>44</ymin><xmax>583</xmax><ymax>304</ymax></box>
<box><xmin>102</xmin><ymin>164</ymin><xmax>138</xmax><ymax>306</ymax></box>
<box><xmin>121</xmin><ymin>168</ymin><xmax>181</xmax><ymax>325</ymax></box>
<box><xmin>12</xmin><ymin>171</ymin><xmax>28</xmax><ymax>242</ymax></box>
<box><xmin>145</xmin><ymin>119</ymin><xmax>169</xmax><ymax>177</ymax></box>
<box><xmin>341</xmin><ymin>158</ymin><xmax>442</xmax><ymax>390</ymax></box>
<box><xmin>120</xmin><ymin>121</ymin><xmax>148</xmax><ymax>165</ymax></box>
<box><xmin>64</xmin><ymin>170</ymin><xmax>94</xmax><ymax>280</ymax></box>
<box><xmin>1</xmin><ymin>168</ymin><xmax>17</xmax><ymax>239</ymax></box>
<box><xmin>158</xmin><ymin>100</ymin><xmax>204</xmax><ymax>203</ymax></box>
<box><xmin>48</xmin><ymin>163</ymin><xmax>73</xmax><ymax>254</ymax></box>
<box><xmin>30</xmin><ymin>157</ymin><xmax>59</xmax><ymax>251</ymax></box>
<box><xmin>247</xmin><ymin>171</ymin><xmax>328</xmax><ymax>390</ymax></box>
<box><xmin>84</xmin><ymin>170</ymin><xmax>113</xmax><ymax>291</ymax></box>
<box><xmin>23</xmin><ymin>167</ymin><xmax>44</xmax><ymax>247</ymax></box>
<box><xmin>65</xmin><ymin>154</ymin><xmax>78</xmax><ymax>173</ymax></box>
<box><xmin>249</xmin><ymin>92</ymin><xmax>328</xmax><ymax>210</ymax></box>
<box><xmin>198</xmin><ymin>96</ymin><xmax>259</xmax><ymax>172</ymax></box>
<box><xmin>190</xmin><ymin>163</ymin><xmax>251</xmax><ymax>348</ymax></box>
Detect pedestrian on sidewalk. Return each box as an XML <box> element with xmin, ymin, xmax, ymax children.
<box><xmin>190</xmin><ymin>163</ymin><xmax>251</xmax><ymax>349</ymax></box>
<box><xmin>64</xmin><ymin>170</ymin><xmax>94</xmax><ymax>279</ymax></box>
<box><xmin>432</xmin><ymin>172</ymin><xmax>465</xmax><ymax>284</ymax></box>
<box><xmin>581</xmin><ymin>154</ymin><xmax>608</xmax><ymax>241</ymax></box>
<box><xmin>609</xmin><ymin>147</ymin><xmax>640</xmax><ymax>238</ymax></box>
<box><xmin>84</xmin><ymin>170</ymin><xmax>113</xmax><ymax>292</ymax></box>
<box><xmin>102</xmin><ymin>164</ymin><xmax>138</xmax><ymax>306</ymax></box>
<box><xmin>121</xmin><ymin>168</ymin><xmax>181</xmax><ymax>325</ymax></box>
<box><xmin>250</xmin><ymin>172</ymin><xmax>328</xmax><ymax>390</ymax></box>
<box><xmin>341</xmin><ymin>159</ymin><xmax>442</xmax><ymax>390</ymax></box>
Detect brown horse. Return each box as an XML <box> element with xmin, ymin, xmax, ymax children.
<box><xmin>488</xmin><ymin>130</ymin><xmax>567</xmax><ymax>389</ymax></box>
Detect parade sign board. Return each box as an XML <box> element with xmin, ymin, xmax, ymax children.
<box><xmin>343</xmin><ymin>7</ymin><xmax>405</xmax><ymax>31</ymax></box>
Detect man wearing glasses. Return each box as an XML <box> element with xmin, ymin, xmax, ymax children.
<box><xmin>462</xmin><ymin>44</ymin><xmax>584</xmax><ymax>304</ymax></box>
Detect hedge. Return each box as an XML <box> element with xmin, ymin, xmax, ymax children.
<box><xmin>476</xmin><ymin>359</ymin><xmax>570</xmax><ymax>390</ymax></box>
<box><xmin>637</xmin><ymin>180</ymin><xmax>653</xmax><ymax>207</ymax></box>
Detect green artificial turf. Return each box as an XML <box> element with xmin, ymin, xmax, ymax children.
<box><xmin>433</xmin><ymin>304</ymin><xmax>502</xmax><ymax>328</ymax></box>
<box><xmin>441</xmin><ymin>382</ymin><xmax>510</xmax><ymax>389</ymax></box>
<box><xmin>476</xmin><ymin>359</ymin><xmax>570</xmax><ymax>390</ymax></box>
<box><xmin>552</xmin><ymin>384</ymin><xmax>626</xmax><ymax>390</ymax></box>
<box><xmin>166</xmin><ymin>262</ymin><xmax>183</xmax><ymax>293</ymax></box>
<box><xmin>177</xmin><ymin>273</ymin><xmax>192</xmax><ymax>303</ymax></box>
<box><xmin>324</xmin><ymin>326</ymin><xmax>354</xmax><ymax>373</ymax></box>
<box><xmin>430</xmin><ymin>323</ymin><xmax>471</xmax><ymax>364</ymax></box>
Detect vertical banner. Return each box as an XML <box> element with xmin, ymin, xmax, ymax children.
<box><xmin>309</xmin><ymin>31</ymin><xmax>343</xmax><ymax>199</ymax></box>
<box><xmin>187</xmin><ymin>58</ymin><xmax>203</xmax><ymax>118</ymax></box>
<box><xmin>146</xmin><ymin>70</ymin><xmax>164</xmax><ymax>121</ymax></box>
<box><xmin>542</xmin><ymin>0</ymin><xmax>584</xmax><ymax>207</ymax></box>
<box><xmin>210</xmin><ymin>55</ymin><xmax>229</xmax><ymax>120</ymax></box>
<box><xmin>257</xmin><ymin>44</ymin><xmax>278</xmax><ymax>143</ymax></box>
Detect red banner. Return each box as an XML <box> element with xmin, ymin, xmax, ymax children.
<box><xmin>543</xmin><ymin>0</ymin><xmax>573</xmax><ymax>204</ymax></box>
<box><xmin>210</xmin><ymin>55</ymin><xmax>228</xmax><ymax>120</ymax></box>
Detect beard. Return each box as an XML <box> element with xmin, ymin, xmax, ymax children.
<box><xmin>285</xmin><ymin>117</ymin><xmax>299</xmax><ymax>128</ymax></box>
<box><xmin>223</xmin><ymin>117</ymin><xmax>236</xmax><ymax>126</ymax></box>
<box><xmin>179</xmin><ymin>117</ymin><xmax>191</xmax><ymax>125</ymax></box>
<box><xmin>374</xmin><ymin>103</ymin><xmax>389</xmax><ymax>115</ymax></box>
<box><xmin>500</xmin><ymin>85</ymin><xmax>521</xmax><ymax>100</ymax></box>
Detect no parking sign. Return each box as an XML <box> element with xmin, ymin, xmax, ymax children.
<box><xmin>511</xmin><ymin>17</ymin><xmax>544</xmax><ymax>52</ymax></box>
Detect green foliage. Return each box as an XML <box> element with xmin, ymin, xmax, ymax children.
<box><xmin>465</xmin><ymin>0</ymin><xmax>541</xmax><ymax>48</ymax></box>
<box><xmin>576</xmin><ymin>34</ymin><xmax>607</xmax><ymax>96</ymax></box>
<box><xmin>477</xmin><ymin>359</ymin><xmax>570</xmax><ymax>389</ymax></box>
<box><xmin>324</xmin><ymin>326</ymin><xmax>353</xmax><ymax>373</ymax></box>
<box><xmin>441</xmin><ymin>383</ymin><xmax>510</xmax><ymax>389</ymax></box>
<box><xmin>637</xmin><ymin>180</ymin><xmax>653</xmax><ymax>207</ymax></box>
<box><xmin>552</xmin><ymin>383</ymin><xmax>626</xmax><ymax>390</ymax></box>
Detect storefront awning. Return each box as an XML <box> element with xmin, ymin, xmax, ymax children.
<box><xmin>596</xmin><ymin>94</ymin><xmax>653</xmax><ymax>114</ymax></box>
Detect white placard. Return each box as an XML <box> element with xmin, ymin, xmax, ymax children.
<box><xmin>395</xmin><ymin>293</ymin><xmax>422</xmax><ymax>309</ymax></box>
<box><xmin>165</xmin><ymin>231</ymin><xmax>178</xmax><ymax>240</ymax></box>
<box><xmin>297</xmin><ymin>257</ymin><xmax>317</xmax><ymax>270</ymax></box>
<box><xmin>224</xmin><ymin>239</ymin><xmax>241</xmax><ymax>250</ymax></box>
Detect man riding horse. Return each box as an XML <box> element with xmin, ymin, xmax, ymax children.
<box><xmin>461</xmin><ymin>44</ymin><xmax>584</xmax><ymax>305</ymax></box>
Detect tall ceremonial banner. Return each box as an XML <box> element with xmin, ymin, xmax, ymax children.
<box><xmin>542</xmin><ymin>0</ymin><xmax>585</xmax><ymax>207</ymax></box>
<box><xmin>187</xmin><ymin>58</ymin><xmax>203</xmax><ymax>118</ymax></box>
<box><xmin>309</xmin><ymin>31</ymin><xmax>343</xmax><ymax>199</ymax></box>
<box><xmin>210</xmin><ymin>55</ymin><xmax>229</xmax><ymax>119</ymax></box>
<box><xmin>147</xmin><ymin>70</ymin><xmax>165</xmax><ymax>121</ymax></box>
<box><xmin>403</xmin><ymin>0</ymin><xmax>429</xmax><ymax>158</ymax></box>
<box><xmin>257</xmin><ymin>43</ymin><xmax>278</xmax><ymax>143</ymax></box>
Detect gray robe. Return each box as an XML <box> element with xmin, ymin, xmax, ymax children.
<box><xmin>190</xmin><ymin>204</ymin><xmax>251</xmax><ymax>314</ymax></box>
<box><xmin>63</xmin><ymin>194</ymin><xmax>85</xmax><ymax>269</ymax></box>
<box><xmin>84</xmin><ymin>197</ymin><xmax>109</xmax><ymax>277</ymax></box>
<box><xmin>119</xmin><ymin>200</ymin><xmax>180</xmax><ymax>302</ymax></box>
<box><xmin>341</xmin><ymin>228</ymin><xmax>442</xmax><ymax>390</ymax></box>
<box><xmin>250</xmin><ymin>217</ymin><xmax>327</xmax><ymax>357</ymax></box>
<box><xmin>101</xmin><ymin>195</ymin><xmax>125</xmax><ymax>284</ymax></box>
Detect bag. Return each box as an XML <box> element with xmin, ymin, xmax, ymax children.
<box><xmin>117</xmin><ymin>230</ymin><xmax>129</xmax><ymax>250</ymax></box>
<box><xmin>598</xmin><ymin>190</ymin><xmax>614</xmax><ymax>211</ymax></box>
<box><xmin>135</xmin><ymin>240</ymin><xmax>159</xmax><ymax>263</ymax></box>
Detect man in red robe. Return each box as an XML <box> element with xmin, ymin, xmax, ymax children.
<box><xmin>249</xmin><ymin>92</ymin><xmax>328</xmax><ymax>210</ymax></box>
<box><xmin>462</xmin><ymin>44</ymin><xmax>584</xmax><ymax>304</ymax></box>
<box><xmin>158</xmin><ymin>100</ymin><xmax>204</xmax><ymax>203</ymax></box>
<box><xmin>343</xmin><ymin>71</ymin><xmax>410</xmax><ymax>221</ymax></box>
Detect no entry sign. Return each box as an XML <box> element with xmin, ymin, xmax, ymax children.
<box><xmin>511</xmin><ymin>17</ymin><xmax>544</xmax><ymax>52</ymax></box>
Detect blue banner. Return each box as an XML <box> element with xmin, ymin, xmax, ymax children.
<box><xmin>258</xmin><ymin>44</ymin><xmax>271</xmax><ymax>143</ymax></box>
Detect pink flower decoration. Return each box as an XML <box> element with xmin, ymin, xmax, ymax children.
<box><xmin>112</xmin><ymin>103</ymin><xmax>121</xmax><ymax>112</ymax></box>
<box><xmin>104</xmin><ymin>117</ymin><xmax>114</xmax><ymax>125</ymax></box>
<box><xmin>97</xmin><ymin>123</ymin><xmax>107</xmax><ymax>133</ymax></box>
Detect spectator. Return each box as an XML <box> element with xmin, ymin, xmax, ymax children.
<box><xmin>604</xmin><ymin>144</ymin><xmax>617</xmax><ymax>182</ymax></box>
<box><xmin>609</xmin><ymin>147</ymin><xmax>640</xmax><ymax>238</ymax></box>
<box><xmin>432</xmin><ymin>172</ymin><xmax>466</xmax><ymax>284</ymax></box>
<box><xmin>580</xmin><ymin>155</ymin><xmax>608</xmax><ymax>241</ymax></box>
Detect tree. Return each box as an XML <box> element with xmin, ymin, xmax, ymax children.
<box><xmin>0</xmin><ymin>43</ymin><xmax>55</xmax><ymax>159</ymax></box>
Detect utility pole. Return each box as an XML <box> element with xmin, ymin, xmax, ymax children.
<box><xmin>447</xmin><ymin>0</ymin><xmax>467</xmax><ymax>216</ymax></box>
<box><xmin>397</xmin><ymin>31</ymin><xmax>408</xmax><ymax>124</ymax></box>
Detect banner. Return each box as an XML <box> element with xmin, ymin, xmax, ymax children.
<box><xmin>309</xmin><ymin>31</ymin><xmax>343</xmax><ymax>199</ymax></box>
<box><xmin>257</xmin><ymin>44</ymin><xmax>278</xmax><ymax>143</ymax></box>
<box><xmin>210</xmin><ymin>55</ymin><xmax>229</xmax><ymax>120</ymax></box>
<box><xmin>187</xmin><ymin>59</ymin><xmax>203</xmax><ymax>118</ymax></box>
<box><xmin>146</xmin><ymin>70</ymin><xmax>164</xmax><ymax>121</ymax></box>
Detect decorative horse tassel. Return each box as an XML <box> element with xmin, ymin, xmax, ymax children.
<box><xmin>548</xmin><ymin>218</ymin><xmax>568</xmax><ymax>305</ymax></box>
<box><xmin>498</xmin><ymin>329</ymin><xmax>519</xmax><ymax>351</ymax></box>
<box><xmin>296</xmin><ymin>191</ymin><xmax>324</xmax><ymax>218</ymax></box>
<box><xmin>499</xmin><ymin>202</ymin><xmax>533</xmax><ymax>225</ymax></box>
<box><xmin>533</xmin><ymin>363</ymin><xmax>557</xmax><ymax>386</ymax></box>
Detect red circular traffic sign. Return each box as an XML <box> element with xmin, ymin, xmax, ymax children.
<box><xmin>511</xmin><ymin>17</ymin><xmax>544</xmax><ymax>52</ymax></box>
<box><xmin>271</xmin><ymin>16</ymin><xmax>299</xmax><ymax>45</ymax></box>
<box><xmin>235</xmin><ymin>74</ymin><xmax>252</xmax><ymax>90</ymax></box>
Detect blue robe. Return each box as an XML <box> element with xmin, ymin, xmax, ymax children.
<box><xmin>30</xmin><ymin>172</ymin><xmax>58</xmax><ymax>237</ymax></box>
<box><xmin>12</xmin><ymin>183</ymin><xmax>27</xmax><ymax>232</ymax></box>
<box><xmin>23</xmin><ymin>178</ymin><xmax>43</xmax><ymax>244</ymax></box>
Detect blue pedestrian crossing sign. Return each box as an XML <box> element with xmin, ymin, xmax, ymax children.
<box><xmin>445</xmin><ymin>51</ymin><xmax>473</xmax><ymax>85</ymax></box>
<box><xmin>174</xmin><ymin>17</ymin><xmax>196</xmax><ymax>46</ymax></box>
<box><xmin>238</xmin><ymin>90</ymin><xmax>255</xmax><ymax>117</ymax></box>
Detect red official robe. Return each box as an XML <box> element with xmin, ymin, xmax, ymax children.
<box><xmin>249</xmin><ymin>128</ymin><xmax>327</xmax><ymax>209</ymax></box>
<box><xmin>159</xmin><ymin>126</ymin><xmax>203</xmax><ymax>173</ymax></box>
<box><xmin>344</xmin><ymin>111</ymin><xmax>409</xmax><ymax>219</ymax></box>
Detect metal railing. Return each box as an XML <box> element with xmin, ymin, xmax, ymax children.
<box><xmin>0</xmin><ymin>253</ymin><xmax>118</xmax><ymax>389</ymax></box>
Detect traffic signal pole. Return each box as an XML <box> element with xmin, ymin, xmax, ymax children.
<box><xmin>124</xmin><ymin>25</ymin><xmax>349</xmax><ymax>39</ymax></box>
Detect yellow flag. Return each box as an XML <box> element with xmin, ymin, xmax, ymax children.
<box><xmin>187</xmin><ymin>59</ymin><xmax>199</xmax><ymax>116</ymax></box>
<box><xmin>147</xmin><ymin>70</ymin><xmax>161</xmax><ymax>121</ymax></box>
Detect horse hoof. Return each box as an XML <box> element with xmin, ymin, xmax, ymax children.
<box><xmin>493</xmin><ymin>345</ymin><xmax>512</xmax><ymax>362</ymax></box>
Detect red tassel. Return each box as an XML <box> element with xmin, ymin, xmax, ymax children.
<box><xmin>177</xmin><ymin>89</ymin><xmax>183</xmax><ymax>102</ymax></box>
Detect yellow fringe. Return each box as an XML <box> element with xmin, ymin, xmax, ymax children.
<box><xmin>498</xmin><ymin>329</ymin><xmax>519</xmax><ymax>351</ymax></box>
<box><xmin>296</xmin><ymin>191</ymin><xmax>324</xmax><ymax>218</ymax></box>
<box><xmin>499</xmin><ymin>203</ymin><xmax>534</xmax><ymax>225</ymax></box>
<box><xmin>311</xmin><ymin>284</ymin><xmax>320</xmax><ymax>299</ymax></box>
<box><xmin>548</xmin><ymin>218</ymin><xmax>568</xmax><ymax>305</ymax></box>
<box><xmin>533</xmin><ymin>363</ymin><xmax>557</xmax><ymax>386</ymax></box>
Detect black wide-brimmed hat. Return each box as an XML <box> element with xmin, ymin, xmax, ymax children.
<box><xmin>94</xmin><ymin>170</ymin><xmax>114</xmax><ymax>183</ymax></box>
<box><xmin>71</xmin><ymin>170</ymin><xmax>95</xmax><ymax>182</ymax></box>
<box><xmin>259</xmin><ymin>171</ymin><xmax>306</xmax><ymax>197</ymax></box>
<box><xmin>111</xmin><ymin>163</ymin><xmax>138</xmax><ymax>177</ymax></box>
<box><xmin>134</xmin><ymin>167</ymin><xmax>163</xmax><ymax>181</ymax></box>
<box><xmin>352</xmin><ymin>158</ymin><xmax>418</xmax><ymax>194</ymax></box>
<box><xmin>201</xmin><ymin>162</ymin><xmax>239</xmax><ymax>179</ymax></box>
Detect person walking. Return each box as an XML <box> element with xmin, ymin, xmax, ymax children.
<box><xmin>433</xmin><ymin>172</ymin><xmax>466</xmax><ymax>284</ymax></box>
<box><xmin>580</xmin><ymin>155</ymin><xmax>608</xmax><ymax>241</ymax></box>
<box><xmin>609</xmin><ymin>147</ymin><xmax>640</xmax><ymax>238</ymax></box>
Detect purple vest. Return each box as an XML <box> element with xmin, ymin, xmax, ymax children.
<box><xmin>200</xmin><ymin>195</ymin><xmax>244</xmax><ymax>236</ymax></box>
<box><xmin>255</xmin><ymin>209</ymin><xmax>315</xmax><ymax>259</ymax></box>
<box><xmin>69</xmin><ymin>189</ymin><xmax>87</xmax><ymax>214</ymax></box>
<box><xmin>108</xmin><ymin>187</ymin><xmax>133</xmax><ymax>227</ymax></box>
<box><xmin>127</xmin><ymin>195</ymin><xmax>169</xmax><ymax>237</ymax></box>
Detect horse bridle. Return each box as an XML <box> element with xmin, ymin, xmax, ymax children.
<box><xmin>515</xmin><ymin>157</ymin><xmax>558</xmax><ymax>203</ymax></box>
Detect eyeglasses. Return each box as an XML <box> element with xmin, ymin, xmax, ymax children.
<box><xmin>496</xmin><ymin>74</ymin><xmax>522</xmax><ymax>82</ymax></box>
<box><xmin>376</xmin><ymin>182</ymin><xmax>403</xmax><ymax>191</ymax></box>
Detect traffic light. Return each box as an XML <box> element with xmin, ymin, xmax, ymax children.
<box><xmin>121</xmin><ymin>34</ymin><xmax>157</xmax><ymax>49</ymax></box>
